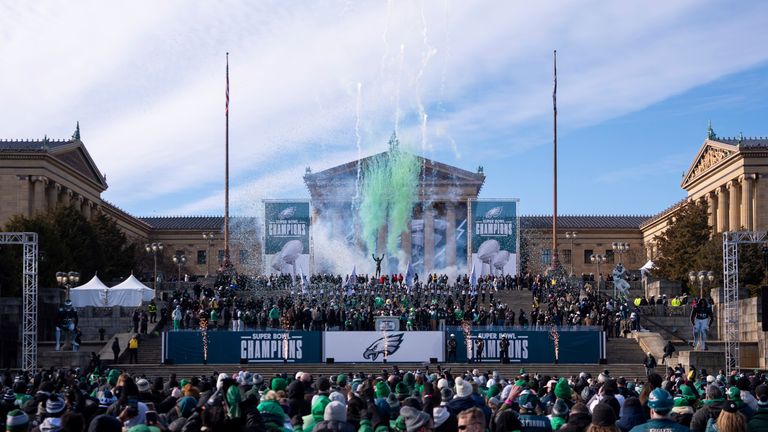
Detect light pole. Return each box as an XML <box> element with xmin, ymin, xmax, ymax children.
<box><xmin>688</xmin><ymin>270</ymin><xmax>715</xmax><ymax>299</ymax></box>
<box><xmin>173</xmin><ymin>253</ymin><xmax>187</xmax><ymax>290</ymax></box>
<box><xmin>566</xmin><ymin>231</ymin><xmax>577</xmax><ymax>276</ymax></box>
<box><xmin>56</xmin><ymin>271</ymin><xmax>80</xmax><ymax>300</ymax></box>
<box><xmin>202</xmin><ymin>232</ymin><xmax>216</xmax><ymax>277</ymax></box>
<box><xmin>612</xmin><ymin>242</ymin><xmax>629</xmax><ymax>264</ymax></box>
<box><xmin>590</xmin><ymin>254</ymin><xmax>607</xmax><ymax>296</ymax></box>
<box><xmin>145</xmin><ymin>242</ymin><xmax>163</xmax><ymax>298</ymax></box>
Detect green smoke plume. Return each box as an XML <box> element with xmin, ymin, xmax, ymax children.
<box><xmin>359</xmin><ymin>134</ymin><xmax>420</xmax><ymax>256</ymax></box>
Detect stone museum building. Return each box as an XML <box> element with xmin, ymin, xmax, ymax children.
<box><xmin>0</xmin><ymin>123</ymin><xmax>764</xmax><ymax>278</ymax></box>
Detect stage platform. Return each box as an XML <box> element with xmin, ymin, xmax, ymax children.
<box><xmin>111</xmin><ymin>362</ymin><xmax>655</xmax><ymax>382</ymax></box>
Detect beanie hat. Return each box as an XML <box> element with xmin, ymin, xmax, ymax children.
<box><xmin>437</xmin><ymin>378</ymin><xmax>449</xmax><ymax>390</ymax></box>
<box><xmin>673</xmin><ymin>397</ymin><xmax>689</xmax><ymax>407</ymax></box>
<box><xmin>180</xmin><ymin>379</ymin><xmax>189</xmax><ymax>388</ymax></box>
<box><xmin>455</xmin><ymin>377</ymin><xmax>472</xmax><ymax>398</ymax></box>
<box><xmin>432</xmin><ymin>406</ymin><xmax>449</xmax><ymax>428</ymax></box>
<box><xmin>440</xmin><ymin>387</ymin><xmax>454</xmax><ymax>404</ymax></box>
<box><xmin>136</xmin><ymin>378</ymin><xmax>150</xmax><ymax>393</ymax></box>
<box><xmin>554</xmin><ymin>378</ymin><xmax>571</xmax><ymax>401</ymax></box>
<box><xmin>98</xmin><ymin>390</ymin><xmax>117</xmax><ymax>408</ymax></box>
<box><xmin>2</xmin><ymin>389</ymin><xmax>15</xmax><ymax>403</ymax></box>
<box><xmin>337</xmin><ymin>374</ymin><xmax>348</xmax><ymax>386</ymax></box>
<box><xmin>552</xmin><ymin>399</ymin><xmax>569</xmax><ymax>417</ymax></box>
<box><xmin>46</xmin><ymin>395</ymin><xmax>66</xmax><ymax>415</ymax></box>
<box><xmin>728</xmin><ymin>386</ymin><xmax>742</xmax><ymax>402</ymax></box>
<box><xmin>680</xmin><ymin>384</ymin><xmax>697</xmax><ymax>403</ymax></box>
<box><xmin>706</xmin><ymin>384</ymin><xmax>724</xmax><ymax>401</ymax></box>
<box><xmin>400</xmin><ymin>406</ymin><xmax>430</xmax><ymax>432</ymax></box>
<box><xmin>5</xmin><ymin>410</ymin><xmax>29</xmax><ymax>431</ymax></box>
<box><xmin>722</xmin><ymin>400</ymin><xmax>739</xmax><ymax>414</ymax></box>
<box><xmin>329</xmin><ymin>392</ymin><xmax>346</xmax><ymax>405</ymax></box>
<box><xmin>271</xmin><ymin>377</ymin><xmax>287</xmax><ymax>392</ymax></box>
<box><xmin>396</xmin><ymin>382</ymin><xmax>410</xmax><ymax>399</ymax></box>
<box><xmin>375</xmin><ymin>381</ymin><xmax>390</xmax><ymax>398</ymax></box>
<box><xmin>591</xmin><ymin>402</ymin><xmax>617</xmax><ymax>426</ymax></box>
<box><xmin>324</xmin><ymin>401</ymin><xmax>347</xmax><ymax>422</ymax></box>
<box><xmin>486</xmin><ymin>385</ymin><xmax>501</xmax><ymax>399</ymax></box>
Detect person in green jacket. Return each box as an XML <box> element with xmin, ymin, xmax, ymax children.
<box><xmin>269</xmin><ymin>305</ymin><xmax>281</xmax><ymax>328</ymax></box>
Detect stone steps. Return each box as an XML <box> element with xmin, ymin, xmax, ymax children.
<box><xmin>112</xmin><ymin>362</ymin><xmax>654</xmax><ymax>382</ymax></box>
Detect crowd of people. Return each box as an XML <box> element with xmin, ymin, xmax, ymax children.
<box><xmin>160</xmin><ymin>271</ymin><xmax>644</xmax><ymax>338</ymax></box>
<box><xmin>2</xmin><ymin>360</ymin><xmax>767</xmax><ymax>432</ymax></box>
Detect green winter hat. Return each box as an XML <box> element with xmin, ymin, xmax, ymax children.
<box><xmin>393</xmin><ymin>415</ymin><xmax>407</xmax><ymax>432</ymax></box>
<box><xmin>180</xmin><ymin>379</ymin><xmax>189</xmax><ymax>388</ymax></box>
<box><xmin>376</xmin><ymin>381</ymin><xmax>390</xmax><ymax>398</ymax></box>
<box><xmin>403</xmin><ymin>372</ymin><xmax>415</xmax><ymax>387</ymax></box>
<box><xmin>680</xmin><ymin>384</ymin><xmax>697</xmax><ymax>403</ymax></box>
<box><xmin>728</xmin><ymin>386</ymin><xmax>743</xmax><ymax>406</ymax></box>
<box><xmin>673</xmin><ymin>397</ymin><xmax>689</xmax><ymax>407</ymax></box>
<box><xmin>271</xmin><ymin>377</ymin><xmax>288</xmax><ymax>392</ymax></box>
<box><xmin>515</xmin><ymin>379</ymin><xmax>527</xmax><ymax>387</ymax></box>
<box><xmin>554</xmin><ymin>379</ymin><xmax>571</xmax><ymax>401</ymax></box>
<box><xmin>486</xmin><ymin>385</ymin><xmax>501</xmax><ymax>398</ymax></box>
<box><xmin>395</xmin><ymin>382</ymin><xmax>410</xmax><ymax>398</ymax></box>
<box><xmin>337</xmin><ymin>374</ymin><xmax>348</xmax><ymax>386</ymax></box>
<box><xmin>226</xmin><ymin>385</ymin><xmax>242</xmax><ymax>419</ymax></box>
<box><xmin>107</xmin><ymin>369</ymin><xmax>121</xmax><ymax>386</ymax></box>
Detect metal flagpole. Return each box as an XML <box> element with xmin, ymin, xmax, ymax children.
<box><xmin>552</xmin><ymin>50</ymin><xmax>558</xmax><ymax>271</ymax></box>
<box><xmin>224</xmin><ymin>52</ymin><xmax>231</xmax><ymax>267</ymax></box>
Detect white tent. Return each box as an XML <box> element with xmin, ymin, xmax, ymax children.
<box><xmin>109</xmin><ymin>274</ymin><xmax>154</xmax><ymax>307</ymax></box>
<box><xmin>70</xmin><ymin>275</ymin><xmax>110</xmax><ymax>307</ymax></box>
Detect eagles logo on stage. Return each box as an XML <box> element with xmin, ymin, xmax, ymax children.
<box><xmin>363</xmin><ymin>333</ymin><xmax>405</xmax><ymax>360</ymax></box>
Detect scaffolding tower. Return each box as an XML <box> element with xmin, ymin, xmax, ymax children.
<box><xmin>0</xmin><ymin>232</ymin><xmax>38</xmax><ymax>371</ymax></box>
<box><xmin>722</xmin><ymin>231</ymin><xmax>767</xmax><ymax>376</ymax></box>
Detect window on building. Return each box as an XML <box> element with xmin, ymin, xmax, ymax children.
<box><xmin>541</xmin><ymin>249</ymin><xmax>551</xmax><ymax>265</ymax></box>
<box><xmin>197</xmin><ymin>250</ymin><xmax>206</xmax><ymax>265</ymax></box>
<box><xmin>584</xmin><ymin>249</ymin><xmax>594</xmax><ymax>264</ymax></box>
<box><xmin>605</xmin><ymin>250</ymin><xmax>615</xmax><ymax>264</ymax></box>
<box><xmin>562</xmin><ymin>249</ymin><xmax>572</xmax><ymax>265</ymax></box>
<box><xmin>218</xmin><ymin>250</ymin><xmax>225</xmax><ymax>264</ymax></box>
<box><xmin>239</xmin><ymin>249</ymin><xmax>250</xmax><ymax>264</ymax></box>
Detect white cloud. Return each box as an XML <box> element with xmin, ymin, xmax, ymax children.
<box><xmin>1</xmin><ymin>1</ymin><xmax>767</xmax><ymax>215</ymax></box>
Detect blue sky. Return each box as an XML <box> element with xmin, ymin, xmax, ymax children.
<box><xmin>1</xmin><ymin>1</ymin><xmax>767</xmax><ymax>218</ymax></box>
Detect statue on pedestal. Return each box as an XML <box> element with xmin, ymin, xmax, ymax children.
<box><xmin>55</xmin><ymin>299</ymin><xmax>79</xmax><ymax>351</ymax></box>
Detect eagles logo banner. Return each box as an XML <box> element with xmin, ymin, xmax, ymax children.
<box><xmin>324</xmin><ymin>331</ymin><xmax>444</xmax><ymax>362</ymax></box>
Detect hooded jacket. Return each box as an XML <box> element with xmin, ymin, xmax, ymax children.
<box><xmin>690</xmin><ymin>401</ymin><xmax>723</xmax><ymax>432</ymax></box>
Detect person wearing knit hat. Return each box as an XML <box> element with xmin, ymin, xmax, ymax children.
<box><xmin>485</xmin><ymin>384</ymin><xmax>500</xmax><ymax>400</ymax></box>
<box><xmin>375</xmin><ymin>381</ymin><xmax>391</xmax><ymax>399</ymax></box>
<box><xmin>401</xmin><ymin>405</ymin><xmax>431</xmax><ymax>432</ymax></box>
<box><xmin>311</xmin><ymin>401</ymin><xmax>355</xmax><ymax>432</ymax></box>
<box><xmin>727</xmin><ymin>385</ymin><xmax>755</xmax><ymax>419</ymax></box>
<box><xmin>5</xmin><ymin>409</ymin><xmax>29</xmax><ymax>432</ymax></box>
<box><xmin>440</xmin><ymin>388</ymin><xmax>453</xmax><ymax>405</ymax></box>
<box><xmin>271</xmin><ymin>376</ymin><xmax>288</xmax><ymax>392</ymax></box>
<box><xmin>591</xmin><ymin>402</ymin><xmax>617</xmax><ymax>428</ymax></box>
<box><xmin>395</xmin><ymin>382</ymin><xmax>410</xmax><ymax>401</ymax></box>
<box><xmin>549</xmin><ymin>399</ymin><xmax>569</xmax><ymax>431</ymax></box>
<box><xmin>302</xmin><ymin>392</ymin><xmax>331</xmax><ymax>432</ymax></box>
<box><xmin>554</xmin><ymin>378</ymin><xmax>572</xmax><ymax>402</ymax></box>
<box><xmin>454</xmin><ymin>377</ymin><xmax>473</xmax><ymax>399</ymax></box>
<box><xmin>518</xmin><ymin>391</ymin><xmax>550</xmax><ymax>432</ymax></box>
<box><xmin>669</xmin><ymin>397</ymin><xmax>695</xmax><ymax>427</ymax></box>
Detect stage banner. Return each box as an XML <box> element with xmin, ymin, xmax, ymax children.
<box><xmin>165</xmin><ymin>331</ymin><xmax>322</xmax><ymax>364</ymax></box>
<box><xmin>324</xmin><ymin>331</ymin><xmax>444</xmax><ymax>362</ymax></box>
<box><xmin>264</xmin><ymin>200</ymin><xmax>310</xmax><ymax>274</ymax></box>
<box><xmin>451</xmin><ymin>329</ymin><xmax>602</xmax><ymax>363</ymax></box>
<box><xmin>471</xmin><ymin>199</ymin><xmax>519</xmax><ymax>276</ymax></box>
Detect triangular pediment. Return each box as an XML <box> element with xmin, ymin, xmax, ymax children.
<box><xmin>306</xmin><ymin>151</ymin><xmax>485</xmax><ymax>184</ymax></box>
<box><xmin>49</xmin><ymin>141</ymin><xmax>108</xmax><ymax>190</ymax></box>
<box><xmin>681</xmin><ymin>139</ymin><xmax>736</xmax><ymax>189</ymax></box>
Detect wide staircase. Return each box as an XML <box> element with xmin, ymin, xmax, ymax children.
<box><xmin>114</xmin><ymin>361</ymin><xmax>653</xmax><ymax>382</ymax></box>
<box><xmin>494</xmin><ymin>289</ymin><xmax>534</xmax><ymax>316</ymax></box>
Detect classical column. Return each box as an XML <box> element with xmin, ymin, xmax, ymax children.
<box><xmin>707</xmin><ymin>191</ymin><xmax>717</xmax><ymax>232</ymax></box>
<box><xmin>401</xmin><ymin>229</ymin><xmax>412</xmax><ymax>263</ymax></box>
<box><xmin>445</xmin><ymin>202</ymin><xmax>457</xmax><ymax>268</ymax></box>
<box><xmin>48</xmin><ymin>182</ymin><xmax>60</xmax><ymax>210</ymax></box>
<box><xmin>31</xmin><ymin>176</ymin><xmax>46</xmax><ymax>214</ymax></box>
<box><xmin>716</xmin><ymin>186</ymin><xmax>728</xmax><ymax>233</ymax></box>
<box><xmin>741</xmin><ymin>174</ymin><xmax>755</xmax><ymax>231</ymax></box>
<box><xmin>83</xmin><ymin>201</ymin><xmax>92</xmax><ymax>220</ymax></box>
<box><xmin>727</xmin><ymin>180</ymin><xmax>741</xmax><ymax>231</ymax></box>
<box><xmin>424</xmin><ymin>205</ymin><xmax>435</xmax><ymax>272</ymax></box>
<box><xmin>62</xmin><ymin>189</ymin><xmax>73</xmax><ymax>207</ymax></box>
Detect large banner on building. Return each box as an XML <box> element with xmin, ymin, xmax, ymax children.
<box><xmin>451</xmin><ymin>329</ymin><xmax>603</xmax><ymax>363</ymax></box>
<box><xmin>264</xmin><ymin>200</ymin><xmax>310</xmax><ymax>274</ymax></box>
<box><xmin>164</xmin><ymin>331</ymin><xmax>322</xmax><ymax>364</ymax></box>
<box><xmin>324</xmin><ymin>331</ymin><xmax>444</xmax><ymax>362</ymax></box>
<box><xmin>471</xmin><ymin>199</ymin><xmax>519</xmax><ymax>276</ymax></box>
